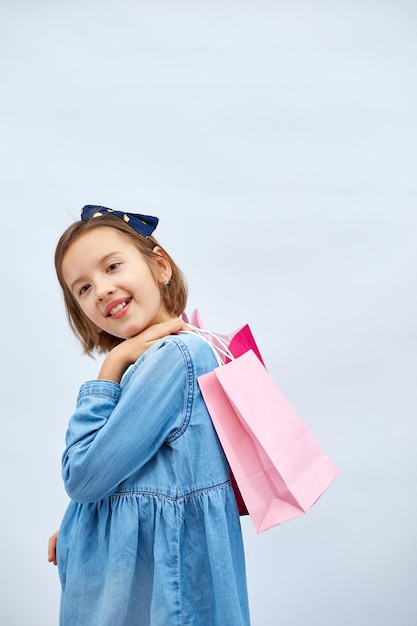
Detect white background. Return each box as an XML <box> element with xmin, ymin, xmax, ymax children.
<box><xmin>0</xmin><ymin>1</ymin><xmax>416</xmax><ymax>624</ymax></box>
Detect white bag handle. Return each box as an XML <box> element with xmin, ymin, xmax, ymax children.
<box><xmin>180</xmin><ymin>324</ymin><xmax>234</xmax><ymax>366</ymax></box>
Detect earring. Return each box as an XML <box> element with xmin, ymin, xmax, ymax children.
<box><xmin>163</xmin><ymin>277</ymin><xmax>170</xmax><ymax>286</ymax></box>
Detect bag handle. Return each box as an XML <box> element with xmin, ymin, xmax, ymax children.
<box><xmin>180</xmin><ymin>325</ymin><xmax>234</xmax><ymax>366</ymax></box>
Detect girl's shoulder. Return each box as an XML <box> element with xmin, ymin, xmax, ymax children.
<box><xmin>122</xmin><ymin>332</ymin><xmax>218</xmax><ymax>388</ymax></box>
<box><xmin>165</xmin><ymin>331</ymin><xmax>218</xmax><ymax>368</ymax></box>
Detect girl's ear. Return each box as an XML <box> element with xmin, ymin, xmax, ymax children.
<box><xmin>152</xmin><ymin>246</ymin><xmax>172</xmax><ymax>283</ymax></box>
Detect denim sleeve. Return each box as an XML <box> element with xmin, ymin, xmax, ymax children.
<box><xmin>61</xmin><ymin>339</ymin><xmax>189</xmax><ymax>503</ymax></box>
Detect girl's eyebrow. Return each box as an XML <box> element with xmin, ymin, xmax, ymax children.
<box><xmin>70</xmin><ymin>251</ymin><xmax>123</xmax><ymax>292</ymax></box>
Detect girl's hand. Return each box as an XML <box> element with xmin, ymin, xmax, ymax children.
<box><xmin>98</xmin><ymin>318</ymin><xmax>187</xmax><ymax>383</ymax></box>
<box><xmin>48</xmin><ymin>531</ymin><xmax>59</xmax><ymax>566</ymax></box>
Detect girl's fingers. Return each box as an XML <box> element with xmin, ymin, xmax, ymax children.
<box><xmin>48</xmin><ymin>531</ymin><xmax>59</xmax><ymax>565</ymax></box>
<box><xmin>146</xmin><ymin>318</ymin><xmax>187</xmax><ymax>341</ymax></box>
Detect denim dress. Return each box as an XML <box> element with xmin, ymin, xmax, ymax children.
<box><xmin>57</xmin><ymin>333</ymin><xmax>250</xmax><ymax>626</ymax></box>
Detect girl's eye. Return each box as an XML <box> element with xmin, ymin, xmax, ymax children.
<box><xmin>107</xmin><ymin>262</ymin><xmax>120</xmax><ymax>272</ymax></box>
<box><xmin>79</xmin><ymin>284</ymin><xmax>90</xmax><ymax>296</ymax></box>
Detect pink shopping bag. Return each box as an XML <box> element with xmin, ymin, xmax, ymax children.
<box><xmin>221</xmin><ymin>324</ymin><xmax>264</xmax><ymax>515</ymax></box>
<box><xmin>182</xmin><ymin>310</ymin><xmax>264</xmax><ymax>515</ymax></box>
<box><xmin>198</xmin><ymin>349</ymin><xmax>339</xmax><ymax>533</ymax></box>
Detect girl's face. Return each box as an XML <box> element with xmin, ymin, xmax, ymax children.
<box><xmin>62</xmin><ymin>227</ymin><xmax>175</xmax><ymax>340</ymax></box>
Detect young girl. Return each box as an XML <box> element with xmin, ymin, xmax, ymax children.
<box><xmin>48</xmin><ymin>206</ymin><xmax>250</xmax><ymax>626</ymax></box>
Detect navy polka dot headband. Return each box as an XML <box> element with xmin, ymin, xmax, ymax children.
<box><xmin>81</xmin><ymin>205</ymin><xmax>159</xmax><ymax>238</ymax></box>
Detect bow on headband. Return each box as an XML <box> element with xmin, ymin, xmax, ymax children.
<box><xmin>81</xmin><ymin>205</ymin><xmax>159</xmax><ymax>238</ymax></box>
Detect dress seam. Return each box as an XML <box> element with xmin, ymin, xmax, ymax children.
<box><xmin>176</xmin><ymin>499</ymin><xmax>183</xmax><ymax>626</ymax></box>
<box><xmin>111</xmin><ymin>479</ymin><xmax>231</xmax><ymax>502</ymax></box>
<box><xmin>165</xmin><ymin>338</ymin><xmax>196</xmax><ymax>443</ymax></box>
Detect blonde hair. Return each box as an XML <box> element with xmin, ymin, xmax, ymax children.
<box><xmin>55</xmin><ymin>214</ymin><xmax>188</xmax><ymax>355</ymax></box>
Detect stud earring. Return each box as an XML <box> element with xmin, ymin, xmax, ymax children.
<box><xmin>163</xmin><ymin>277</ymin><xmax>170</xmax><ymax>286</ymax></box>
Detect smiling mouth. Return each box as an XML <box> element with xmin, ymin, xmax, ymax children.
<box><xmin>107</xmin><ymin>300</ymin><xmax>130</xmax><ymax>317</ymax></box>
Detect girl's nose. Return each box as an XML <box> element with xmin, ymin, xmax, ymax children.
<box><xmin>96</xmin><ymin>281</ymin><xmax>115</xmax><ymax>300</ymax></box>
